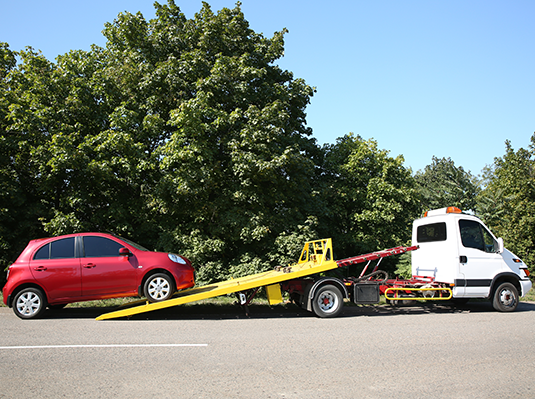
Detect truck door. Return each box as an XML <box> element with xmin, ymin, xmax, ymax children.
<box><xmin>457</xmin><ymin>219</ymin><xmax>503</xmax><ymax>297</ymax></box>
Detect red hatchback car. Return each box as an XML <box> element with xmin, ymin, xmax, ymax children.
<box><xmin>2</xmin><ymin>233</ymin><xmax>195</xmax><ymax>319</ymax></box>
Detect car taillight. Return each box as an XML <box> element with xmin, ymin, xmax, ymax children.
<box><xmin>522</xmin><ymin>268</ymin><xmax>530</xmax><ymax>277</ymax></box>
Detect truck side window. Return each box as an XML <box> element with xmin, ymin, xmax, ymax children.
<box><xmin>459</xmin><ymin>220</ymin><xmax>497</xmax><ymax>253</ymax></box>
<box><xmin>417</xmin><ymin>222</ymin><xmax>447</xmax><ymax>243</ymax></box>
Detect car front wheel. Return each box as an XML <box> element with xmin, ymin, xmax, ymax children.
<box><xmin>13</xmin><ymin>287</ymin><xmax>47</xmax><ymax>319</ymax></box>
<box><xmin>143</xmin><ymin>273</ymin><xmax>176</xmax><ymax>302</ymax></box>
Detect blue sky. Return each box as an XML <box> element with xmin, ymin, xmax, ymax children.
<box><xmin>2</xmin><ymin>0</ymin><xmax>534</xmax><ymax>175</ymax></box>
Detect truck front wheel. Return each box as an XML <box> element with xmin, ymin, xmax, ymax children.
<box><xmin>492</xmin><ymin>282</ymin><xmax>519</xmax><ymax>312</ymax></box>
<box><xmin>312</xmin><ymin>284</ymin><xmax>343</xmax><ymax>318</ymax></box>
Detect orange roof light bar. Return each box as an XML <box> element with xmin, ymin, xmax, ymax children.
<box><xmin>424</xmin><ymin>207</ymin><xmax>463</xmax><ymax>217</ymax></box>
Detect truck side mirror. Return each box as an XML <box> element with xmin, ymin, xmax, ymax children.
<box><xmin>497</xmin><ymin>238</ymin><xmax>504</xmax><ymax>254</ymax></box>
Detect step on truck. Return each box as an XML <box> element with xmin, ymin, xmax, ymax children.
<box><xmin>96</xmin><ymin>207</ymin><xmax>531</xmax><ymax>320</ymax></box>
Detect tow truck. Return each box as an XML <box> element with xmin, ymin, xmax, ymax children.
<box><xmin>96</xmin><ymin>207</ymin><xmax>532</xmax><ymax>320</ymax></box>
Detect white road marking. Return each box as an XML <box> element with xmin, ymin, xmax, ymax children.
<box><xmin>0</xmin><ymin>344</ymin><xmax>208</xmax><ymax>350</ymax></box>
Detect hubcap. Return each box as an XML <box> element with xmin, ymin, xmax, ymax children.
<box><xmin>16</xmin><ymin>292</ymin><xmax>41</xmax><ymax>316</ymax></box>
<box><xmin>318</xmin><ymin>291</ymin><xmax>338</xmax><ymax>313</ymax></box>
<box><xmin>499</xmin><ymin>288</ymin><xmax>515</xmax><ymax>307</ymax></box>
<box><xmin>148</xmin><ymin>277</ymin><xmax>170</xmax><ymax>300</ymax></box>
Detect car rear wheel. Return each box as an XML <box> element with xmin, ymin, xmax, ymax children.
<box><xmin>143</xmin><ymin>273</ymin><xmax>176</xmax><ymax>302</ymax></box>
<box><xmin>13</xmin><ymin>287</ymin><xmax>47</xmax><ymax>319</ymax></box>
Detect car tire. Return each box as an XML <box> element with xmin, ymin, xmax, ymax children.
<box><xmin>143</xmin><ymin>273</ymin><xmax>176</xmax><ymax>303</ymax></box>
<box><xmin>492</xmin><ymin>282</ymin><xmax>519</xmax><ymax>312</ymax></box>
<box><xmin>312</xmin><ymin>284</ymin><xmax>343</xmax><ymax>318</ymax></box>
<box><xmin>13</xmin><ymin>287</ymin><xmax>47</xmax><ymax>319</ymax></box>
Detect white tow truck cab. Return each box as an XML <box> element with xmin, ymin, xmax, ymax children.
<box><xmin>412</xmin><ymin>207</ymin><xmax>532</xmax><ymax>311</ymax></box>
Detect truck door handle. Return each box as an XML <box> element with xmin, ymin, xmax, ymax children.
<box><xmin>460</xmin><ymin>256</ymin><xmax>467</xmax><ymax>264</ymax></box>
<box><xmin>34</xmin><ymin>266</ymin><xmax>47</xmax><ymax>271</ymax></box>
<box><xmin>83</xmin><ymin>263</ymin><xmax>96</xmax><ymax>269</ymax></box>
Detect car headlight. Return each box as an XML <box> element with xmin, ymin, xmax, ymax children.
<box><xmin>168</xmin><ymin>254</ymin><xmax>187</xmax><ymax>265</ymax></box>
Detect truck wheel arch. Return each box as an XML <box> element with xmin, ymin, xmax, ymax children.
<box><xmin>489</xmin><ymin>272</ymin><xmax>522</xmax><ymax>299</ymax></box>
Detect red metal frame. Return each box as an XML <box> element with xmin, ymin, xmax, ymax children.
<box><xmin>334</xmin><ymin>246</ymin><xmax>452</xmax><ymax>298</ymax></box>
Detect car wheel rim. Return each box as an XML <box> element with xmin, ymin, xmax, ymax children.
<box><xmin>317</xmin><ymin>291</ymin><xmax>338</xmax><ymax>313</ymax></box>
<box><xmin>16</xmin><ymin>292</ymin><xmax>41</xmax><ymax>316</ymax></box>
<box><xmin>148</xmin><ymin>277</ymin><xmax>170</xmax><ymax>300</ymax></box>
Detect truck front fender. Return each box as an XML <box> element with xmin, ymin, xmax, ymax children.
<box><xmin>489</xmin><ymin>272</ymin><xmax>522</xmax><ymax>298</ymax></box>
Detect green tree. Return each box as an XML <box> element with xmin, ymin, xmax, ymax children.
<box><xmin>0</xmin><ymin>2</ymin><xmax>324</xmax><ymax>284</ymax></box>
<box><xmin>0</xmin><ymin>45</ymin><xmax>54</xmax><ymax>277</ymax></box>
<box><xmin>320</xmin><ymin>133</ymin><xmax>420</xmax><ymax>265</ymax></box>
<box><xmin>415</xmin><ymin>156</ymin><xmax>480</xmax><ymax>213</ymax></box>
<box><xmin>138</xmin><ymin>2</ymin><xmax>321</xmax><ymax>282</ymax></box>
<box><xmin>478</xmin><ymin>135</ymin><xmax>535</xmax><ymax>273</ymax></box>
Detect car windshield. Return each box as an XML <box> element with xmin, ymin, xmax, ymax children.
<box><xmin>113</xmin><ymin>235</ymin><xmax>149</xmax><ymax>251</ymax></box>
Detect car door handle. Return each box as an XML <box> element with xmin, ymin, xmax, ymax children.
<box><xmin>83</xmin><ymin>263</ymin><xmax>96</xmax><ymax>268</ymax></box>
<box><xmin>460</xmin><ymin>256</ymin><xmax>468</xmax><ymax>264</ymax></box>
<box><xmin>34</xmin><ymin>266</ymin><xmax>47</xmax><ymax>271</ymax></box>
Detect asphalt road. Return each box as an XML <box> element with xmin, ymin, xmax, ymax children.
<box><xmin>1</xmin><ymin>301</ymin><xmax>534</xmax><ymax>399</ymax></box>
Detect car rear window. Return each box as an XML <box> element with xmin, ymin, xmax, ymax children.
<box><xmin>417</xmin><ymin>222</ymin><xmax>447</xmax><ymax>243</ymax></box>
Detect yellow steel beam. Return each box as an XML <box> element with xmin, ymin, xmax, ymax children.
<box><xmin>96</xmin><ymin>239</ymin><xmax>336</xmax><ymax>320</ymax></box>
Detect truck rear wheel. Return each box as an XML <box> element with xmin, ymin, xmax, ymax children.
<box><xmin>492</xmin><ymin>282</ymin><xmax>518</xmax><ymax>312</ymax></box>
<box><xmin>312</xmin><ymin>284</ymin><xmax>343</xmax><ymax>318</ymax></box>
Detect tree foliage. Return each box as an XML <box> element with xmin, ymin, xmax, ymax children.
<box><xmin>320</xmin><ymin>134</ymin><xmax>420</xmax><ymax>262</ymax></box>
<box><xmin>414</xmin><ymin>156</ymin><xmax>480</xmax><ymax>212</ymax></box>
<box><xmin>478</xmin><ymin>135</ymin><xmax>535</xmax><ymax>273</ymax></box>
<box><xmin>0</xmin><ymin>1</ymin><xmax>323</xmax><ymax>285</ymax></box>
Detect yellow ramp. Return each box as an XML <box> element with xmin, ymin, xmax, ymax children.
<box><xmin>96</xmin><ymin>239</ymin><xmax>337</xmax><ymax>320</ymax></box>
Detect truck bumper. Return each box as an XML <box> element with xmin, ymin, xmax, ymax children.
<box><xmin>520</xmin><ymin>279</ymin><xmax>532</xmax><ymax>297</ymax></box>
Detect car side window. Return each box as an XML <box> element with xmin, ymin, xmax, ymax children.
<box><xmin>83</xmin><ymin>236</ymin><xmax>124</xmax><ymax>257</ymax></box>
<box><xmin>34</xmin><ymin>238</ymin><xmax>75</xmax><ymax>259</ymax></box>
<box><xmin>459</xmin><ymin>219</ymin><xmax>497</xmax><ymax>252</ymax></box>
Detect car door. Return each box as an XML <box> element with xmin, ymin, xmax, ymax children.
<box><xmin>457</xmin><ymin>219</ymin><xmax>503</xmax><ymax>297</ymax></box>
<box><xmin>80</xmin><ymin>235</ymin><xmax>138</xmax><ymax>297</ymax></box>
<box><xmin>29</xmin><ymin>237</ymin><xmax>82</xmax><ymax>301</ymax></box>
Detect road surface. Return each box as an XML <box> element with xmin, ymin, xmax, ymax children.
<box><xmin>1</xmin><ymin>301</ymin><xmax>534</xmax><ymax>398</ymax></box>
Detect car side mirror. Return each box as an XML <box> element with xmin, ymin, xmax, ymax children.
<box><xmin>119</xmin><ymin>247</ymin><xmax>132</xmax><ymax>257</ymax></box>
<box><xmin>497</xmin><ymin>238</ymin><xmax>504</xmax><ymax>254</ymax></box>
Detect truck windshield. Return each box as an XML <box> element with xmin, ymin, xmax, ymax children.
<box><xmin>459</xmin><ymin>220</ymin><xmax>498</xmax><ymax>253</ymax></box>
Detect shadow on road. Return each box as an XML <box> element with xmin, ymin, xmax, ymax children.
<box><xmin>37</xmin><ymin>300</ymin><xmax>535</xmax><ymax>321</ymax></box>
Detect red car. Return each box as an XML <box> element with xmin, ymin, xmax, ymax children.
<box><xmin>2</xmin><ymin>233</ymin><xmax>195</xmax><ymax>319</ymax></box>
